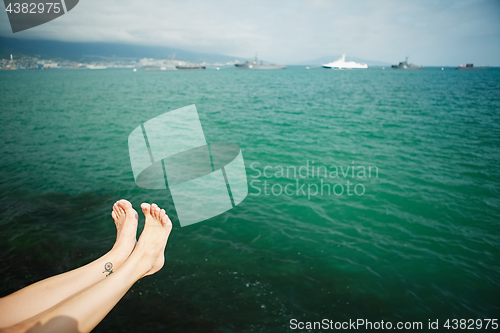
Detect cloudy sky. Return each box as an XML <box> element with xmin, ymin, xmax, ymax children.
<box><xmin>0</xmin><ymin>0</ymin><xmax>499</xmax><ymax>65</ymax></box>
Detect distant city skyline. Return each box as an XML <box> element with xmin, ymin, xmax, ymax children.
<box><xmin>0</xmin><ymin>0</ymin><xmax>499</xmax><ymax>66</ymax></box>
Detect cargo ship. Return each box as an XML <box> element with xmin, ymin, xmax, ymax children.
<box><xmin>456</xmin><ymin>64</ymin><xmax>479</xmax><ymax>70</ymax></box>
<box><xmin>176</xmin><ymin>65</ymin><xmax>206</xmax><ymax>70</ymax></box>
<box><xmin>235</xmin><ymin>54</ymin><xmax>286</xmax><ymax>70</ymax></box>
<box><xmin>144</xmin><ymin>65</ymin><xmax>177</xmax><ymax>71</ymax></box>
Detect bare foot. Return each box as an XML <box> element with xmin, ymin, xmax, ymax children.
<box><xmin>111</xmin><ymin>199</ymin><xmax>138</xmax><ymax>259</ymax></box>
<box><xmin>133</xmin><ymin>203</ymin><xmax>172</xmax><ymax>277</ymax></box>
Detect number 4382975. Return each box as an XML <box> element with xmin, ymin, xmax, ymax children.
<box><xmin>5</xmin><ymin>3</ymin><xmax>61</xmax><ymax>14</ymax></box>
<box><xmin>444</xmin><ymin>319</ymin><xmax>498</xmax><ymax>330</ymax></box>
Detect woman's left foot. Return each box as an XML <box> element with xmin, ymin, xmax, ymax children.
<box><xmin>111</xmin><ymin>199</ymin><xmax>139</xmax><ymax>258</ymax></box>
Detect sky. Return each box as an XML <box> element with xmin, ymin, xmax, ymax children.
<box><xmin>0</xmin><ymin>0</ymin><xmax>499</xmax><ymax>65</ymax></box>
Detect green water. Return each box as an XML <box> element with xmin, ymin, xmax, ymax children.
<box><xmin>0</xmin><ymin>67</ymin><xmax>499</xmax><ymax>332</ymax></box>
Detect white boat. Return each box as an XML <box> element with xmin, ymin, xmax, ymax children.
<box><xmin>322</xmin><ymin>54</ymin><xmax>368</xmax><ymax>69</ymax></box>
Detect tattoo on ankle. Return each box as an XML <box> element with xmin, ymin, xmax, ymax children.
<box><xmin>103</xmin><ymin>262</ymin><xmax>113</xmax><ymax>277</ymax></box>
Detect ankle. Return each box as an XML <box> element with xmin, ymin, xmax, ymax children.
<box><xmin>107</xmin><ymin>246</ymin><xmax>132</xmax><ymax>268</ymax></box>
<box><xmin>127</xmin><ymin>251</ymin><xmax>154</xmax><ymax>279</ymax></box>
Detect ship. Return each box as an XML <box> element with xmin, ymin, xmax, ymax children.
<box><xmin>391</xmin><ymin>57</ymin><xmax>423</xmax><ymax>70</ymax></box>
<box><xmin>456</xmin><ymin>64</ymin><xmax>478</xmax><ymax>70</ymax></box>
<box><xmin>322</xmin><ymin>54</ymin><xmax>368</xmax><ymax>69</ymax></box>
<box><xmin>235</xmin><ymin>53</ymin><xmax>286</xmax><ymax>70</ymax></box>
<box><xmin>176</xmin><ymin>65</ymin><xmax>206</xmax><ymax>70</ymax></box>
<box><xmin>144</xmin><ymin>65</ymin><xmax>177</xmax><ymax>71</ymax></box>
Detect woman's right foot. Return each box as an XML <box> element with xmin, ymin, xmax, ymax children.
<box><xmin>134</xmin><ymin>203</ymin><xmax>173</xmax><ymax>277</ymax></box>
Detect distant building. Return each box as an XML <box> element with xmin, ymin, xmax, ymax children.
<box><xmin>43</xmin><ymin>62</ymin><xmax>58</xmax><ymax>69</ymax></box>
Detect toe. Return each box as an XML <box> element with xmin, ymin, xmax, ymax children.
<box><xmin>117</xmin><ymin>199</ymin><xmax>133</xmax><ymax>212</ymax></box>
<box><xmin>118</xmin><ymin>199</ymin><xmax>132</xmax><ymax>207</ymax></box>
<box><xmin>151</xmin><ymin>203</ymin><xmax>159</xmax><ymax>218</ymax></box>
<box><xmin>160</xmin><ymin>209</ymin><xmax>166</xmax><ymax>219</ymax></box>
<box><xmin>118</xmin><ymin>199</ymin><xmax>138</xmax><ymax>220</ymax></box>
<box><xmin>141</xmin><ymin>203</ymin><xmax>151</xmax><ymax>216</ymax></box>
<box><xmin>112</xmin><ymin>203</ymin><xmax>121</xmax><ymax>217</ymax></box>
<box><xmin>161</xmin><ymin>214</ymin><xmax>171</xmax><ymax>227</ymax></box>
<box><xmin>112</xmin><ymin>210</ymin><xmax>117</xmax><ymax>220</ymax></box>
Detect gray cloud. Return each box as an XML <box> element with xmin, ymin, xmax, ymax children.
<box><xmin>0</xmin><ymin>0</ymin><xmax>499</xmax><ymax>65</ymax></box>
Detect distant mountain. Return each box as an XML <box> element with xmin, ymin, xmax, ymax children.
<box><xmin>0</xmin><ymin>37</ymin><xmax>245</xmax><ymax>63</ymax></box>
<box><xmin>294</xmin><ymin>55</ymin><xmax>391</xmax><ymax>67</ymax></box>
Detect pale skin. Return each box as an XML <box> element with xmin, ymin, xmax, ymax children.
<box><xmin>0</xmin><ymin>200</ymin><xmax>172</xmax><ymax>333</ymax></box>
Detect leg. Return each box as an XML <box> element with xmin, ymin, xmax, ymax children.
<box><xmin>0</xmin><ymin>200</ymin><xmax>139</xmax><ymax>328</ymax></box>
<box><xmin>3</xmin><ymin>203</ymin><xmax>172</xmax><ymax>333</ymax></box>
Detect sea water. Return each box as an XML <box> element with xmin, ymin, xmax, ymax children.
<box><xmin>0</xmin><ymin>67</ymin><xmax>499</xmax><ymax>332</ymax></box>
